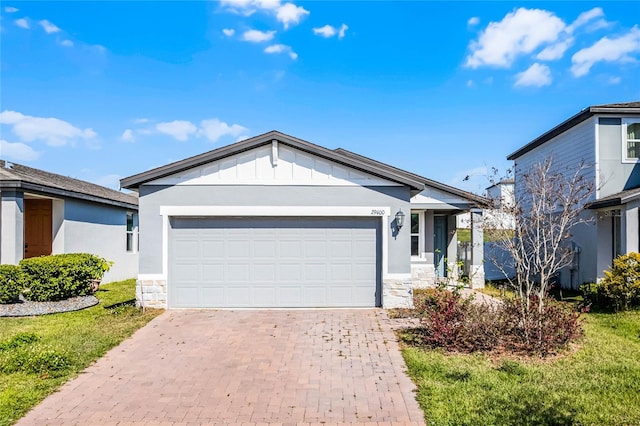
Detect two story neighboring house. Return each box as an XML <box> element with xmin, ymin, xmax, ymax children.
<box><xmin>508</xmin><ymin>102</ymin><xmax>640</xmax><ymax>288</ymax></box>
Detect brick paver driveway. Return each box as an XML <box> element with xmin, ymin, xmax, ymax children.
<box><xmin>18</xmin><ymin>309</ymin><xmax>425</xmax><ymax>425</ymax></box>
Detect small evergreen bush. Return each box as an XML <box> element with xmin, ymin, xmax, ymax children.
<box><xmin>20</xmin><ymin>253</ymin><xmax>111</xmax><ymax>302</ymax></box>
<box><xmin>582</xmin><ymin>252</ymin><xmax>640</xmax><ymax>311</ymax></box>
<box><xmin>0</xmin><ymin>264</ymin><xmax>23</xmax><ymax>304</ymax></box>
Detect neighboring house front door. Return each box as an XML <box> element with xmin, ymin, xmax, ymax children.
<box><xmin>434</xmin><ymin>215</ymin><xmax>447</xmax><ymax>278</ymax></box>
<box><xmin>24</xmin><ymin>199</ymin><xmax>53</xmax><ymax>258</ymax></box>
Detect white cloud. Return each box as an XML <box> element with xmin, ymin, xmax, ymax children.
<box><xmin>313</xmin><ymin>23</ymin><xmax>348</xmax><ymax>39</ymax></box>
<box><xmin>313</xmin><ymin>24</ymin><xmax>337</xmax><ymax>38</ymax></box>
<box><xmin>467</xmin><ymin>16</ymin><xmax>480</xmax><ymax>26</ymax></box>
<box><xmin>609</xmin><ymin>76</ymin><xmax>621</xmax><ymax>84</ymax></box>
<box><xmin>121</xmin><ymin>129</ymin><xmax>135</xmax><ymax>142</ymax></box>
<box><xmin>466</xmin><ymin>79</ymin><xmax>475</xmax><ymax>88</ymax></box>
<box><xmin>514</xmin><ymin>63</ymin><xmax>552</xmax><ymax>87</ymax></box>
<box><xmin>133</xmin><ymin>118</ymin><xmax>151</xmax><ymax>124</ymax></box>
<box><xmin>199</xmin><ymin>118</ymin><xmax>248</xmax><ymax>143</ymax></box>
<box><xmin>220</xmin><ymin>0</ymin><xmax>255</xmax><ymax>15</ymax></box>
<box><xmin>338</xmin><ymin>24</ymin><xmax>348</xmax><ymax>39</ymax></box>
<box><xmin>571</xmin><ymin>26</ymin><xmax>640</xmax><ymax>77</ymax></box>
<box><xmin>4</xmin><ymin>6</ymin><xmax>19</xmax><ymax>13</ymax></box>
<box><xmin>465</xmin><ymin>8</ymin><xmax>565</xmax><ymax>68</ymax></box>
<box><xmin>567</xmin><ymin>7</ymin><xmax>604</xmax><ymax>33</ymax></box>
<box><xmin>264</xmin><ymin>43</ymin><xmax>297</xmax><ymax>59</ymax></box>
<box><xmin>0</xmin><ymin>110</ymin><xmax>96</xmax><ymax>146</ymax></box>
<box><xmin>14</xmin><ymin>18</ymin><xmax>29</xmax><ymax>29</ymax></box>
<box><xmin>536</xmin><ymin>38</ymin><xmax>573</xmax><ymax>60</ymax></box>
<box><xmin>60</xmin><ymin>39</ymin><xmax>74</xmax><ymax>47</ymax></box>
<box><xmin>254</xmin><ymin>0</ymin><xmax>280</xmax><ymax>10</ymax></box>
<box><xmin>276</xmin><ymin>3</ymin><xmax>309</xmax><ymax>29</ymax></box>
<box><xmin>222</xmin><ymin>28</ymin><xmax>235</xmax><ymax>37</ymax></box>
<box><xmin>0</xmin><ymin>140</ymin><xmax>40</xmax><ymax>161</ymax></box>
<box><xmin>155</xmin><ymin>120</ymin><xmax>197</xmax><ymax>141</ymax></box>
<box><xmin>39</xmin><ymin>19</ymin><xmax>61</xmax><ymax>34</ymax></box>
<box><xmin>242</xmin><ymin>29</ymin><xmax>276</xmax><ymax>42</ymax></box>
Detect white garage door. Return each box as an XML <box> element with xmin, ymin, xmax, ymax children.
<box><xmin>168</xmin><ymin>217</ymin><xmax>380</xmax><ymax>308</ymax></box>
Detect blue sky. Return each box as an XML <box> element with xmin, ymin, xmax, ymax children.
<box><xmin>1</xmin><ymin>1</ymin><xmax>639</xmax><ymax>194</ymax></box>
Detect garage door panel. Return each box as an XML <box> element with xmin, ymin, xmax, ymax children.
<box><xmin>202</xmin><ymin>240</ymin><xmax>225</xmax><ymax>257</ymax></box>
<box><xmin>227</xmin><ymin>263</ymin><xmax>250</xmax><ymax>281</ymax></box>
<box><xmin>253</xmin><ymin>263</ymin><xmax>276</xmax><ymax>280</ymax></box>
<box><xmin>279</xmin><ymin>263</ymin><xmax>302</xmax><ymax>280</ymax></box>
<box><xmin>279</xmin><ymin>287</ymin><xmax>302</xmax><ymax>306</ymax></box>
<box><xmin>254</xmin><ymin>240</ymin><xmax>277</xmax><ymax>256</ymax></box>
<box><xmin>169</xmin><ymin>217</ymin><xmax>380</xmax><ymax>308</ymax></box>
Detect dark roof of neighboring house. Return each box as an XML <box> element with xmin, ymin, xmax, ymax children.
<box><xmin>585</xmin><ymin>186</ymin><xmax>640</xmax><ymax>210</ymax></box>
<box><xmin>0</xmin><ymin>160</ymin><xmax>138</xmax><ymax>209</ymax></box>
<box><xmin>507</xmin><ymin>101</ymin><xmax>640</xmax><ymax>160</ymax></box>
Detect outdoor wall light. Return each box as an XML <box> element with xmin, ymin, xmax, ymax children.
<box><xmin>395</xmin><ymin>210</ymin><xmax>405</xmax><ymax>229</ymax></box>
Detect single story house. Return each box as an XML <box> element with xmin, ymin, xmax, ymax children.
<box><xmin>508</xmin><ymin>101</ymin><xmax>640</xmax><ymax>287</ymax></box>
<box><xmin>121</xmin><ymin>131</ymin><xmax>486</xmax><ymax>309</ymax></box>
<box><xmin>0</xmin><ymin>160</ymin><xmax>139</xmax><ymax>282</ymax></box>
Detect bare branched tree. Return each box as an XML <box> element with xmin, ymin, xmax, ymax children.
<box><xmin>485</xmin><ymin>157</ymin><xmax>593</xmax><ymax>320</ymax></box>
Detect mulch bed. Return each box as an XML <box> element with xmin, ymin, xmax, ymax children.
<box><xmin>0</xmin><ymin>295</ymin><xmax>99</xmax><ymax>317</ymax></box>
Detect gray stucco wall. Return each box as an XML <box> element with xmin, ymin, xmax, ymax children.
<box><xmin>138</xmin><ymin>184</ymin><xmax>411</xmax><ymax>276</ymax></box>
<box><xmin>62</xmin><ymin>199</ymin><xmax>138</xmax><ymax>283</ymax></box>
<box><xmin>0</xmin><ymin>190</ymin><xmax>24</xmax><ymax>265</ymax></box>
<box><xmin>598</xmin><ymin>117</ymin><xmax>640</xmax><ymax>198</ymax></box>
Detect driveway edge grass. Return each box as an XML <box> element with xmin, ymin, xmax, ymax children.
<box><xmin>0</xmin><ymin>279</ymin><xmax>162</xmax><ymax>426</ymax></box>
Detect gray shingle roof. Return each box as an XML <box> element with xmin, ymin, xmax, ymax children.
<box><xmin>0</xmin><ymin>160</ymin><xmax>138</xmax><ymax>209</ymax></box>
<box><xmin>585</xmin><ymin>186</ymin><xmax>640</xmax><ymax>210</ymax></box>
<box><xmin>508</xmin><ymin>101</ymin><xmax>640</xmax><ymax>160</ymax></box>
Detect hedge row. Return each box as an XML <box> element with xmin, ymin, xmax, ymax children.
<box><xmin>0</xmin><ymin>254</ymin><xmax>111</xmax><ymax>303</ymax></box>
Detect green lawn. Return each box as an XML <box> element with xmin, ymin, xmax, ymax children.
<box><xmin>0</xmin><ymin>279</ymin><xmax>162</xmax><ymax>426</ymax></box>
<box><xmin>402</xmin><ymin>310</ymin><xmax>640</xmax><ymax>425</ymax></box>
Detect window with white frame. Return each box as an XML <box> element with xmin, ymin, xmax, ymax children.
<box><xmin>411</xmin><ymin>213</ymin><xmax>419</xmax><ymax>256</ymax></box>
<box><xmin>126</xmin><ymin>212</ymin><xmax>135</xmax><ymax>252</ymax></box>
<box><xmin>624</xmin><ymin>119</ymin><xmax>640</xmax><ymax>160</ymax></box>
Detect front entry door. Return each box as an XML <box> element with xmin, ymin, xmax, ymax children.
<box><xmin>24</xmin><ymin>199</ymin><xmax>53</xmax><ymax>258</ymax></box>
<box><xmin>434</xmin><ymin>216</ymin><xmax>447</xmax><ymax>278</ymax></box>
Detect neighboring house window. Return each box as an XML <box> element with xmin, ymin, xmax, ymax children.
<box><xmin>624</xmin><ymin>119</ymin><xmax>640</xmax><ymax>160</ymax></box>
<box><xmin>126</xmin><ymin>212</ymin><xmax>135</xmax><ymax>252</ymax></box>
<box><xmin>411</xmin><ymin>213</ymin><xmax>419</xmax><ymax>256</ymax></box>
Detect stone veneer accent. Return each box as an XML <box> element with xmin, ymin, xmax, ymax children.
<box><xmin>411</xmin><ymin>263</ymin><xmax>437</xmax><ymax>288</ymax></box>
<box><xmin>136</xmin><ymin>279</ymin><xmax>168</xmax><ymax>309</ymax></box>
<box><xmin>469</xmin><ymin>265</ymin><xmax>485</xmax><ymax>289</ymax></box>
<box><xmin>382</xmin><ymin>276</ymin><xmax>413</xmax><ymax>308</ymax></box>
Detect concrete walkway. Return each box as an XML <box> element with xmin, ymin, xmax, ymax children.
<box><xmin>17</xmin><ymin>309</ymin><xmax>425</xmax><ymax>426</ymax></box>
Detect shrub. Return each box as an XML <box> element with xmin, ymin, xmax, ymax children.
<box><xmin>410</xmin><ymin>289</ymin><xmax>582</xmax><ymax>356</ymax></box>
<box><xmin>418</xmin><ymin>287</ymin><xmax>502</xmax><ymax>352</ymax></box>
<box><xmin>500</xmin><ymin>296</ymin><xmax>583</xmax><ymax>356</ymax></box>
<box><xmin>20</xmin><ymin>253</ymin><xmax>111</xmax><ymax>302</ymax></box>
<box><xmin>0</xmin><ymin>264</ymin><xmax>23</xmax><ymax>303</ymax></box>
<box><xmin>583</xmin><ymin>253</ymin><xmax>640</xmax><ymax>311</ymax></box>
